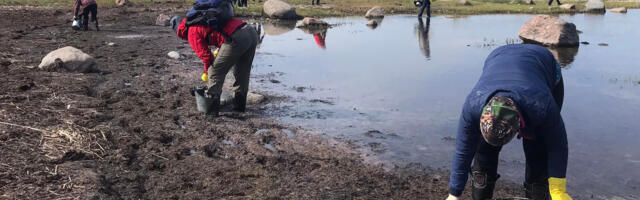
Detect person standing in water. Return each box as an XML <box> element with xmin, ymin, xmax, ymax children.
<box><xmin>417</xmin><ymin>0</ymin><xmax>431</xmax><ymax>18</ymax></box>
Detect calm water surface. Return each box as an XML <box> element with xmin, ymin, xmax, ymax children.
<box><xmin>252</xmin><ymin>11</ymin><xmax>640</xmax><ymax>198</ymax></box>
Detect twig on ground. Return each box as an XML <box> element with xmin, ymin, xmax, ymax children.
<box><xmin>0</xmin><ymin>121</ymin><xmax>54</xmax><ymax>134</ymax></box>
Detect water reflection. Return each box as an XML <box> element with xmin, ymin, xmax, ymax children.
<box><xmin>366</xmin><ymin>18</ymin><xmax>384</xmax><ymax>30</ymax></box>
<box><xmin>415</xmin><ymin>18</ymin><xmax>431</xmax><ymax>58</ymax></box>
<box><xmin>262</xmin><ymin>20</ymin><xmax>296</xmax><ymax>36</ymax></box>
<box><xmin>299</xmin><ymin>27</ymin><xmax>328</xmax><ymax>49</ymax></box>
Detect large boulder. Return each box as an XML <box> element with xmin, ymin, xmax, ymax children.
<box><xmin>115</xmin><ymin>0</ymin><xmax>128</xmax><ymax>6</ymax></box>
<box><xmin>156</xmin><ymin>14</ymin><xmax>171</xmax><ymax>26</ymax></box>
<box><xmin>610</xmin><ymin>7</ymin><xmax>627</xmax><ymax>13</ymax></box>
<box><xmin>518</xmin><ymin>15</ymin><xmax>579</xmax><ymax>47</ymax></box>
<box><xmin>585</xmin><ymin>0</ymin><xmax>605</xmax><ymax>13</ymax></box>
<box><xmin>39</xmin><ymin>46</ymin><xmax>96</xmax><ymax>72</ymax></box>
<box><xmin>365</xmin><ymin>6</ymin><xmax>384</xmax><ymax>18</ymax></box>
<box><xmin>559</xmin><ymin>4</ymin><xmax>575</xmax><ymax>9</ymax></box>
<box><xmin>263</xmin><ymin>0</ymin><xmax>297</xmax><ymax>19</ymax></box>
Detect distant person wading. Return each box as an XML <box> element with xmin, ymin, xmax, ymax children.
<box><xmin>73</xmin><ymin>0</ymin><xmax>99</xmax><ymax>31</ymax></box>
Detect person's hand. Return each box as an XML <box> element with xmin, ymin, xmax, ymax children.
<box><xmin>445</xmin><ymin>194</ymin><xmax>459</xmax><ymax>200</ymax></box>
<box><xmin>201</xmin><ymin>73</ymin><xmax>208</xmax><ymax>82</ymax></box>
<box><xmin>549</xmin><ymin>177</ymin><xmax>573</xmax><ymax>200</ymax></box>
<box><xmin>213</xmin><ymin>49</ymin><xmax>219</xmax><ymax>57</ymax></box>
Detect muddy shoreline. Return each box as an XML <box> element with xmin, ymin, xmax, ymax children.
<box><xmin>0</xmin><ymin>5</ymin><xmax>531</xmax><ymax>199</ymax></box>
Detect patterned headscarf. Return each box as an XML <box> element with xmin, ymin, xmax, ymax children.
<box><xmin>480</xmin><ymin>96</ymin><xmax>521</xmax><ymax>146</ymax></box>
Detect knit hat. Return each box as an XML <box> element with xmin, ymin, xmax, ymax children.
<box><xmin>480</xmin><ymin>96</ymin><xmax>521</xmax><ymax>146</ymax></box>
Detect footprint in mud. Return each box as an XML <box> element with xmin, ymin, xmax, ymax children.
<box><xmin>366</xmin><ymin>142</ymin><xmax>387</xmax><ymax>154</ymax></box>
<box><xmin>364</xmin><ymin>130</ymin><xmax>399</xmax><ymax>140</ymax></box>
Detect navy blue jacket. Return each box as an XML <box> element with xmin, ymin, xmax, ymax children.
<box><xmin>449</xmin><ymin>44</ymin><xmax>568</xmax><ymax>196</ymax></box>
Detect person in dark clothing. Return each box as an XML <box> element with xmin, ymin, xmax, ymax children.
<box><xmin>446</xmin><ymin>44</ymin><xmax>572</xmax><ymax>200</ymax></box>
<box><xmin>417</xmin><ymin>0</ymin><xmax>431</xmax><ymax>18</ymax></box>
<box><xmin>415</xmin><ymin>18</ymin><xmax>430</xmax><ymax>58</ymax></box>
<box><xmin>312</xmin><ymin>0</ymin><xmax>320</xmax><ymax>5</ymax></box>
<box><xmin>74</xmin><ymin>0</ymin><xmax>99</xmax><ymax>31</ymax></box>
<box><xmin>549</xmin><ymin>0</ymin><xmax>562</xmax><ymax>6</ymax></box>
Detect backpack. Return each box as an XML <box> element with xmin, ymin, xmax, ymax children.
<box><xmin>185</xmin><ymin>0</ymin><xmax>234</xmax><ymax>29</ymax></box>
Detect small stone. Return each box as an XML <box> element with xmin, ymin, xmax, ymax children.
<box><xmin>156</xmin><ymin>14</ymin><xmax>171</xmax><ymax>26</ymax></box>
<box><xmin>598</xmin><ymin>43</ymin><xmax>609</xmax><ymax>46</ymax></box>
<box><xmin>247</xmin><ymin>92</ymin><xmax>265</xmax><ymax>104</ymax></box>
<box><xmin>167</xmin><ymin>51</ymin><xmax>180</xmax><ymax>59</ymax></box>
<box><xmin>581</xmin><ymin>41</ymin><xmax>589</xmax><ymax>45</ymax></box>
<box><xmin>221</xmin><ymin>140</ymin><xmax>235</xmax><ymax>147</ymax></box>
<box><xmin>107</xmin><ymin>42</ymin><xmax>115</xmax><ymax>46</ymax></box>
<box><xmin>254</xmin><ymin>129</ymin><xmax>270</xmax><ymax>135</ymax></box>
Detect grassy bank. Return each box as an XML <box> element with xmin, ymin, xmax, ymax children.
<box><xmin>1</xmin><ymin>0</ymin><xmax>638</xmax><ymax>16</ymax></box>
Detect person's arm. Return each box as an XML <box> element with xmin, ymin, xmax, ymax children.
<box><xmin>187</xmin><ymin>27</ymin><xmax>214</xmax><ymax>74</ymax></box>
<box><xmin>449</xmin><ymin>104</ymin><xmax>481</xmax><ymax>197</ymax></box>
<box><xmin>73</xmin><ymin>0</ymin><xmax>81</xmax><ymax>18</ymax></box>
<box><xmin>542</xmin><ymin>101</ymin><xmax>572</xmax><ymax>200</ymax></box>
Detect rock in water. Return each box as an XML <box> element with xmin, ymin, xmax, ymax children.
<box><xmin>167</xmin><ymin>51</ymin><xmax>180</xmax><ymax>59</ymax></box>
<box><xmin>610</xmin><ymin>7</ymin><xmax>627</xmax><ymax>13</ymax></box>
<box><xmin>457</xmin><ymin>0</ymin><xmax>472</xmax><ymax>6</ymax></box>
<box><xmin>156</xmin><ymin>14</ymin><xmax>171</xmax><ymax>26</ymax></box>
<box><xmin>115</xmin><ymin>0</ymin><xmax>128</xmax><ymax>6</ymax></box>
<box><xmin>559</xmin><ymin>4</ymin><xmax>575</xmax><ymax>10</ymax></box>
<box><xmin>299</xmin><ymin>17</ymin><xmax>329</xmax><ymax>27</ymax></box>
<box><xmin>365</xmin><ymin>6</ymin><xmax>384</xmax><ymax>18</ymax></box>
<box><xmin>263</xmin><ymin>0</ymin><xmax>297</xmax><ymax>19</ymax></box>
<box><xmin>518</xmin><ymin>15</ymin><xmax>579</xmax><ymax>47</ymax></box>
<box><xmin>247</xmin><ymin>92</ymin><xmax>265</xmax><ymax>104</ymax></box>
<box><xmin>585</xmin><ymin>0</ymin><xmax>605</xmax><ymax>13</ymax></box>
<box><xmin>39</xmin><ymin>46</ymin><xmax>96</xmax><ymax>72</ymax></box>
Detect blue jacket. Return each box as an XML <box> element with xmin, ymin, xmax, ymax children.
<box><xmin>449</xmin><ymin>44</ymin><xmax>568</xmax><ymax>196</ymax></box>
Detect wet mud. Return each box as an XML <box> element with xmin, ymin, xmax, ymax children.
<box><xmin>0</xmin><ymin>4</ymin><xmax>528</xmax><ymax>199</ymax></box>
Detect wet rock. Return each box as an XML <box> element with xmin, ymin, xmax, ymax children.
<box><xmin>39</xmin><ymin>46</ymin><xmax>96</xmax><ymax>73</ymax></box>
<box><xmin>585</xmin><ymin>0</ymin><xmax>606</xmax><ymax>13</ymax></box>
<box><xmin>115</xmin><ymin>0</ymin><xmax>128</xmax><ymax>6</ymax></box>
<box><xmin>610</xmin><ymin>7</ymin><xmax>627</xmax><ymax>13</ymax></box>
<box><xmin>367</xmin><ymin>19</ymin><xmax>378</xmax><ymax>26</ymax></box>
<box><xmin>457</xmin><ymin>0</ymin><xmax>472</xmax><ymax>6</ymax></box>
<box><xmin>310</xmin><ymin>99</ymin><xmax>334</xmax><ymax>105</ymax></box>
<box><xmin>221</xmin><ymin>140</ymin><xmax>236</xmax><ymax>147</ymax></box>
<box><xmin>598</xmin><ymin>43</ymin><xmax>609</xmax><ymax>46</ymax></box>
<box><xmin>441</xmin><ymin>136</ymin><xmax>456</xmax><ymax>141</ymax></box>
<box><xmin>559</xmin><ymin>4</ymin><xmax>575</xmax><ymax>10</ymax></box>
<box><xmin>298</xmin><ymin>17</ymin><xmax>329</xmax><ymax>27</ymax></box>
<box><xmin>203</xmin><ymin>144</ymin><xmax>221</xmax><ymax>158</ymax></box>
<box><xmin>220</xmin><ymin>91</ymin><xmax>265</xmax><ymax>105</ymax></box>
<box><xmin>365</xmin><ymin>6</ymin><xmax>384</xmax><ymax>18</ymax></box>
<box><xmin>366</xmin><ymin>142</ymin><xmax>386</xmax><ymax>154</ymax></box>
<box><xmin>518</xmin><ymin>15</ymin><xmax>579</xmax><ymax>47</ymax></box>
<box><xmin>364</xmin><ymin>130</ymin><xmax>398</xmax><ymax>139</ymax></box>
<box><xmin>247</xmin><ymin>92</ymin><xmax>265</xmax><ymax>104</ymax></box>
<box><xmin>294</xmin><ymin>86</ymin><xmax>306</xmax><ymax>92</ymax></box>
<box><xmin>581</xmin><ymin>41</ymin><xmax>589</xmax><ymax>45</ymax></box>
<box><xmin>270</xmin><ymin>79</ymin><xmax>281</xmax><ymax>83</ymax></box>
<box><xmin>264</xmin><ymin>0</ymin><xmax>297</xmax><ymax>19</ymax></box>
<box><xmin>156</xmin><ymin>14</ymin><xmax>171</xmax><ymax>26</ymax></box>
<box><xmin>167</xmin><ymin>51</ymin><xmax>180</xmax><ymax>59</ymax></box>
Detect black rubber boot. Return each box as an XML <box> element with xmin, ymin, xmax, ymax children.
<box><xmin>232</xmin><ymin>92</ymin><xmax>247</xmax><ymax>112</ymax></box>
<box><xmin>471</xmin><ymin>171</ymin><xmax>500</xmax><ymax>200</ymax></box>
<box><xmin>524</xmin><ymin>182</ymin><xmax>550</xmax><ymax>200</ymax></box>
<box><xmin>205</xmin><ymin>94</ymin><xmax>221</xmax><ymax>117</ymax></box>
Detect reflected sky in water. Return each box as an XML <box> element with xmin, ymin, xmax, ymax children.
<box><xmin>252</xmin><ymin>11</ymin><xmax>640</xmax><ymax>198</ymax></box>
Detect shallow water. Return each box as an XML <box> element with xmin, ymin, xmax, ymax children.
<box><xmin>252</xmin><ymin>11</ymin><xmax>640</xmax><ymax>198</ymax></box>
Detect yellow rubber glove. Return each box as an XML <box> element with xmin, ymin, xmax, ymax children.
<box><xmin>549</xmin><ymin>177</ymin><xmax>572</xmax><ymax>200</ymax></box>
<box><xmin>201</xmin><ymin>73</ymin><xmax>208</xmax><ymax>82</ymax></box>
<box><xmin>213</xmin><ymin>49</ymin><xmax>218</xmax><ymax>57</ymax></box>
